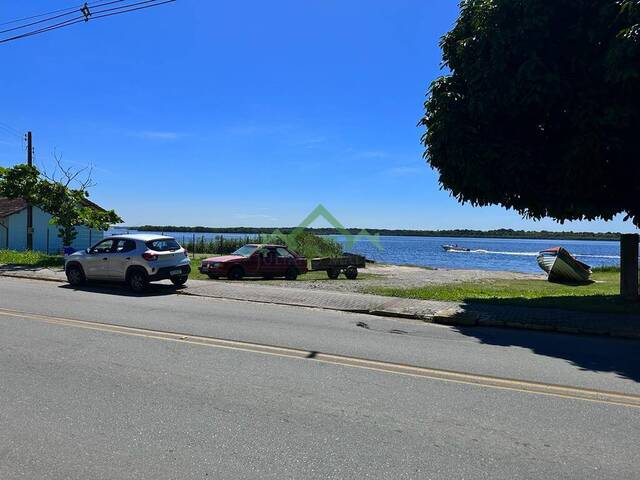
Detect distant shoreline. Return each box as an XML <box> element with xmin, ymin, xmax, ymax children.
<box><xmin>115</xmin><ymin>226</ymin><xmax>624</xmax><ymax>242</ymax></box>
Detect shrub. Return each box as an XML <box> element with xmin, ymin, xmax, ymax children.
<box><xmin>180</xmin><ymin>231</ymin><xmax>343</xmax><ymax>258</ymax></box>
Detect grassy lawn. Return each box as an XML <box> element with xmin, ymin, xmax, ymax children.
<box><xmin>368</xmin><ymin>269</ymin><xmax>640</xmax><ymax>315</ymax></box>
<box><xmin>0</xmin><ymin>250</ymin><xmax>64</xmax><ymax>268</ymax></box>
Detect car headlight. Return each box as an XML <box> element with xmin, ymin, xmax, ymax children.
<box><xmin>213</xmin><ymin>262</ymin><xmax>222</xmax><ymax>268</ymax></box>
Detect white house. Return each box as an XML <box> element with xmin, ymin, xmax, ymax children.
<box><xmin>0</xmin><ymin>197</ymin><xmax>105</xmax><ymax>253</ymax></box>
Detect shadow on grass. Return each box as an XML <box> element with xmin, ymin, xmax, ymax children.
<box><xmin>58</xmin><ymin>281</ymin><xmax>183</xmax><ymax>297</ymax></box>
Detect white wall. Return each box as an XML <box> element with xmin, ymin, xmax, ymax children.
<box><xmin>2</xmin><ymin>207</ymin><xmax>105</xmax><ymax>253</ymax></box>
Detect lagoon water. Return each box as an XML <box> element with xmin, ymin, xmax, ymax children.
<box><xmin>333</xmin><ymin>236</ymin><xmax>620</xmax><ymax>273</ymax></box>
<box><xmin>108</xmin><ymin>228</ymin><xmax>621</xmax><ymax>274</ymax></box>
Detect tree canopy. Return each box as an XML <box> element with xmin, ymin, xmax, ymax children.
<box><xmin>421</xmin><ymin>0</ymin><xmax>640</xmax><ymax>226</ymax></box>
<box><xmin>0</xmin><ymin>164</ymin><xmax>122</xmax><ymax>246</ymax></box>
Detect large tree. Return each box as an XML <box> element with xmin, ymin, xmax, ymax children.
<box><xmin>421</xmin><ymin>0</ymin><xmax>640</xmax><ymax>226</ymax></box>
<box><xmin>0</xmin><ymin>163</ymin><xmax>122</xmax><ymax>247</ymax></box>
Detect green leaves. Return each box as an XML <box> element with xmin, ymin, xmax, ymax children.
<box><xmin>0</xmin><ymin>164</ymin><xmax>40</xmax><ymax>203</ymax></box>
<box><xmin>421</xmin><ymin>0</ymin><xmax>640</xmax><ymax>226</ymax></box>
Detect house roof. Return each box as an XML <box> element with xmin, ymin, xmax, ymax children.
<box><xmin>0</xmin><ymin>196</ymin><xmax>107</xmax><ymax>218</ymax></box>
<box><xmin>0</xmin><ymin>197</ymin><xmax>28</xmax><ymax>218</ymax></box>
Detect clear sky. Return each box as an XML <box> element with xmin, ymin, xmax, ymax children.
<box><xmin>0</xmin><ymin>0</ymin><xmax>636</xmax><ymax>232</ymax></box>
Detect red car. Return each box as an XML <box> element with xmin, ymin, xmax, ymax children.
<box><xmin>200</xmin><ymin>244</ymin><xmax>308</xmax><ymax>280</ymax></box>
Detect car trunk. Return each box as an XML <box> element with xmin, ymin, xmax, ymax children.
<box><xmin>153</xmin><ymin>249</ymin><xmax>185</xmax><ymax>267</ymax></box>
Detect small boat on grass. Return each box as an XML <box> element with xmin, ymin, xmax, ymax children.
<box><xmin>442</xmin><ymin>244</ymin><xmax>471</xmax><ymax>252</ymax></box>
<box><xmin>536</xmin><ymin>247</ymin><xmax>591</xmax><ymax>282</ymax></box>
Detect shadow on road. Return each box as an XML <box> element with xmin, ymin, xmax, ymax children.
<box><xmin>58</xmin><ymin>282</ymin><xmax>183</xmax><ymax>297</ymax></box>
<box><xmin>452</xmin><ymin>324</ymin><xmax>640</xmax><ymax>383</ymax></box>
<box><xmin>465</xmin><ymin>295</ymin><xmax>640</xmax><ymax>316</ymax></box>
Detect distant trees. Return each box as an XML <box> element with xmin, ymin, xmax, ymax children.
<box><xmin>130</xmin><ymin>225</ymin><xmax>622</xmax><ymax>241</ymax></box>
<box><xmin>420</xmin><ymin>0</ymin><xmax>640</xmax><ymax>226</ymax></box>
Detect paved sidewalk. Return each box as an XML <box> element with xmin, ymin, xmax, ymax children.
<box><xmin>1</xmin><ymin>266</ymin><xmax>639</xmax><ymax>339</ymax></box>
<box><xmin>185</xmin><ymin>279</ymin><xmax>452</xmax><ymax>318</ymax></box>
<box><xmin>0</xmin><ymin>265</ymin><xmax>452</xmax><ymax>319</ymax></box>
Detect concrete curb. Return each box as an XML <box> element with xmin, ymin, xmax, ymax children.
<box><xmin>0</xmin><ymin>271</ymin><xmax>67</xmax><ymax>283</ymax></box>
<box><xmin>2</xmin><ymin>271</ymin><xmax>639</xmax><ymax>340</ymax></box>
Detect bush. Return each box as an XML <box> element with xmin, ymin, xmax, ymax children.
<box><xmin>182</xmin><ymin>235</ymin><xmax>265</xmax><ymax>255</ymax></box>
<box><xmin>277</xmin><ymin>231</ymin><xmax>343</xmax><ymax>259</ymax></box>
<box><xmin>180</xmin><ymin>231</ymin><xmax>343</xmax><ymax>258</ymax></box>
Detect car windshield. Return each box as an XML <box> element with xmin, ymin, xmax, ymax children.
<box><xmin>146</xmin><ymin>238</ymin><xmax>181</xmax><ymax>252</ymax></box>
<box><xmin>232</xmin><ymin>245</ymin><xmax>258</xmax><ymax>257</ymax></box>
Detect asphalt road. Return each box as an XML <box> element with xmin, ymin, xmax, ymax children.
<box><xmin>1</xmin><ymin>276</ymin><xmax>639</xmax><ymax>479</ymax></box>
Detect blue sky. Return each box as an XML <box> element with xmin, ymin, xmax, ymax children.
<box><xmin>0</xmin><ymin>0</ymin><xmax>636</xmax><ymax>232</ymax></box>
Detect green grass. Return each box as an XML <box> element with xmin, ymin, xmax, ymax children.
<box><xmin>0</xmin><ymin>249</ymin><xmax>64</xmax><ymax>268</ymax></box>
<box><xmin>368</xmin><ymin>270</ymin><xmax>640</xmax><ymax>315</ymax></box>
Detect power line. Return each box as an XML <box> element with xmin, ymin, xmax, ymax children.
<box><xmin>0</xmin><ymin>0</ymin><xmax>175</xmax><ymax>45</ymax></box>
<box><xmin>0</xmin><ymin>121</ymin><xmax>22</xmax><ymax>138</ymax></box>
<box><xmin>0</xmin><ymin>3</ymin><xmax>82</xmax><ymax>27</ymax></box>
<box><xmin>0</xmin><ymin>9</ymin><xmax>79</xmax><ymax>35</ymax></box>
<box><xmin>0</xmin><ymin>0</ymin><xmax>125</xmax><ymax>28</ymax></box>
<box><xmin>0</xmin><ymin>1</ymin><xmax>136</xmax><ymax>35</ymax></box>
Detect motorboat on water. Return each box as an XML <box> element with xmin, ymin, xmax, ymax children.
<box><xmin>442</xmin><ymin>244</ymin><xmax>471</xmax><ymax>252</ymax></box>
<box><xmin>536</xmin><ymin>247</ymin><xmax>591</xmax><ymax>282</ymax></box>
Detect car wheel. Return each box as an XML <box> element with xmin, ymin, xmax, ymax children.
<box><xmin>228</xmin><ymin>266</ymin><xmax>244</xmax><ymax>280</ymax></box>
<box><xmin>66</xmin><ymin>264</ymin><xmax>85</xmax><ymax>286</ymax></box>
<box><xmin>344</xmin><ymin>266</ymin><xmax>358</xmax><ymax>280</ymax></box>
<box><xmin>326</xmin><ymin>268</ymin><xmax>340</xmax><ymax>279</ymax></box>
<box><xmin>207</xmin><ymin>273</ymin><xmax>219</xmax><ymax>280</ymax></box>
<box><xmin>128</xmin><ymin>269</ymin><xmax>149</xmax><ymax>292</ymax></box>
<box><xmin>171</xmin><ymin>275</ymin><xmax>188</xmax><ymax>286</ymax></box>
<box><xmin>285</xmin><ymin>267</ymin><xmax>298</xmax><ymax>281</ymax></box>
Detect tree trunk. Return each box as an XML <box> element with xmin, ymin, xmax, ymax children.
<box><xmin>620</xmin><ymin>234</ymin><xmax>639</xmax><ymax>300</ymax></box>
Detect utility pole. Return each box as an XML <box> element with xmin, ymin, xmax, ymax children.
<box><xmin>26</xmin><ymin>131</ymin><xmax>33</xmax><ymax>251</ymax></box>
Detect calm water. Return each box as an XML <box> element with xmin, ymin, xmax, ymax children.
<box><xmin>107</xmin><ymin>228</ymin><xmax>621</xmax><ymax>274</ymax></box>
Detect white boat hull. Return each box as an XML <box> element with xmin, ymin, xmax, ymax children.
<box><xmin>537</xmin><ymin>248</ymin><xmax>591</xmax><ymax>282</ymax></box>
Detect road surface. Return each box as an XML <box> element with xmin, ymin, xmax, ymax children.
<box><xmin>1</xmin><ymin>277</ymin><xmax>639</xmax><ymax>479</ymax></box>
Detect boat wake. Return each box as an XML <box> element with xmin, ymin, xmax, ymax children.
<box><xmin>448</xmin><ymin>250</ymin><xmax>620</xmax><ymax>259</ymax></box>
<box><xmin>448</xmin><ymin>249</ymin><xmax>537</xmax><ymax>256</ymax></box>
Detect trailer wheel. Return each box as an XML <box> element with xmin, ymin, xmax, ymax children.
<box><xmin>326</xmin><ymin>268</ymin><xmax>340</xmax><ymax>279</ymax></box>
<box><xmin>345</xmin><ymin>266</ymin><xmax>358</xmax><ymax>280</ymax></box>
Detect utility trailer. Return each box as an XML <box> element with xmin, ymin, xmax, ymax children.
<box><xmin>310</xmin><ymin>253</ymin><xmax>366</xmax><ymax>279</ymax></box>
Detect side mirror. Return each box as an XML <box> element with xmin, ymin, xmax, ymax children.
<box><xmin>86</xmin><ymin>248</ymin><xmax>91</xmax><ymax>254</ymax></box>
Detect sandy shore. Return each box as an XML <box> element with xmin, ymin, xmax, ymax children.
<box><xmin>263</xmin><ymin>263</ymin><xmax>544</xmax><ymax>293</ymax></box>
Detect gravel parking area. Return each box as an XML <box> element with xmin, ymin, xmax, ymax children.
<box><xmin>257</xmin><ymin>263</ymin><xmax>544</xmax><ymax>293</ymax></box>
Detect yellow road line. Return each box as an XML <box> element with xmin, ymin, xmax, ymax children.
<box><xmin>1</xmin><ymin>306</ymin><xmax>639</xmax><ymax>408</ymax></box>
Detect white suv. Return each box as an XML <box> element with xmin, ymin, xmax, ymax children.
<box><xmin>65</xmin><ymin>234</ymin><xmax>191</xmax><ymax>292</ymax></box>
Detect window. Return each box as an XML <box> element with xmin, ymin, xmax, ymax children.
<box><xmin>91</xmin><ymin>239</ymin><xmax>116</xmax><ymax>254</ymax></box>
<box><xmin>146</xmin><ymin>238</ymin><xmax>181</xmax><ymax>252</ymax></box>
<box><xmin>232</xmin><ymin>245</ymin><xmax>258</xmax><ymax>257</ymax></box>
<box><xmin>116</xmin><ymin>240</ymin><xmax>136</xmax><ymax>253</ymax></box>
<box><xmin>276</xmin><ymin>247</ymin><xmax>293</xmax><ymax>258</ymax></box>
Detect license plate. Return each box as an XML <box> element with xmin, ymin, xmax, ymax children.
<box><xmin>170</xmin><ymin>269</ymin><xmax>182</xmax><ymax>276</ymax></box>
